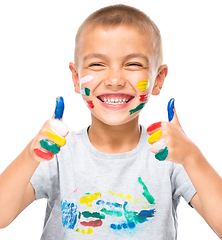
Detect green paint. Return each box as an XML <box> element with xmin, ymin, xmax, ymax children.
<box><xmin>155</xmin><ymin>147</ymin><xmax>168</xmax><ymax>161</ymax></box>
<box><xmin>40</xmin><ymin>139</ymin><xmax>60</xmax><ymax>154</ymax></box>
<box><xmin>100</xmin><ymin>208</ymin><xmax>123</xmax><ymax>217</ymax></box>
<box><xmin>81</xmin><ymin>88</ymin><xmax>91</xmax><ymax>96</ymax></box>
<box><xmin>138</xmin><ymin>177</ymin><xmax>155</xmax><ymax>204</ymax></box>
<box><xmin>124</xmin><ymin>209</ymin><xmax>138</xmax><ymax>222</ymax></box>
<box><xmin>129</xmin><ymin>103</ymin><xmax>146</xmax><ymax>115</ymax></box>
<box><xmin>82</xmin><ymin>211</ymin><xmax>105</xmax><ymax>219</ymax></box>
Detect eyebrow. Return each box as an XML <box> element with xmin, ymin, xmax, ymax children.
<box><xmin>83</xmin><ymin>53</ymin><xmax>149</xmax><ymax>64</ymax></box>
<box><xmin>123</xmin><ymin>53</ymin><xmax>149</xmax><ymax>64</ymax></box>
<box><xmin>83</xmin><ymin>53</ymin><xmax>109</xmax><ymax>62</ymax></box>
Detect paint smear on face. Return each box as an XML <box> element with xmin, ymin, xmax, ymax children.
<box><xmin>129</xmin><ymin>103</ymin><xmax>146</xmax><ymax>115</ymax></box>
<box><xmin>80</xmin><ymin>75</ymin><xmax>93</xmax><ymax>86</ymax></box>
<box><xmin>84</xmin><ymin>100</ymin><xmax>94</xmax><ymax>109</ymax></box>
<box><xmin>136</xmin><ymin>79</ymin><xmax>149</xmax><ymax>92</ymax></box>
<box><xmin>139</xmin><ymin>94</ymin><xmax>149</xmax><ymax>102</ymax></box>
<box><xmin>81</xmin><ymin>88</ymin><xmax>91</xmax><ymax>96</ymax></box>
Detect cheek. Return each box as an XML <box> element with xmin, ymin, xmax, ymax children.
<box><xmin>80</xmin><ymin>75</ymin><xmax>95</xmax><ymax>109</ymax></box>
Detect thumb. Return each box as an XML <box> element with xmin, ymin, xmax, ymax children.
<box><xmin>167</xmin><ymin>98</ymin><xmax>182</xmax><ymax>128</ymax></box>
<box><xmin>53</xmin><ymin>96</ymin><xmax>65</xmax><ymax>120</ymax></box>
<box><xmin>50</xmin><ymin>96</ymin><xmax>69</xmax><ymax>138</ymax></box>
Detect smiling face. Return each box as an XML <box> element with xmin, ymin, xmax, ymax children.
<box><xmin>71</xmin><ymin>25</ymin><xmax>163</xmax><ymax>127</ymax></box>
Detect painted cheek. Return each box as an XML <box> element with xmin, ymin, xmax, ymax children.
<box><xmin>81</xmin><ymin>88</ymin><xmax>91</xmax><ymax>96</ymax></box>
<box><xmin>84</xmin><ymin>100</ymin><xmax>95</xmax><ymax>109</ymax></box>
<box><xmin>129</xmin><ymin>102</ymin><xmax>146</xmax><ymax>115</ymax></box>
<box><xmin>139</xmin><ymin>94</ymin><xmax>149</xmax><ymax>102</ymax></box>
<box><xmin>136</xmin><ymin>79</ymin><xmax>149</xmax><ymax>92</ymax></box>
<box><xmin>80</xmin><ymin>75</ymin><xmax>93</xmax><ymax>86</ymax></box>
<box><xmin>147</xmin><ymin>122</ymin><xmax>162</xmax><ymax>135</ymax></box>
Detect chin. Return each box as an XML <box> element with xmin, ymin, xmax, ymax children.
<box><xmin>92</xmin><ymin>112</ymin><xmax>140</xmax><ymax>127</ymax></box>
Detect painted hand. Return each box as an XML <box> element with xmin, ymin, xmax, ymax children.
<box><xmin>147</xmin><ymin>98</ymin><xmax>198</xmax><ymax>164</ymax></box>
<box><xmin>31</xmin><ymin>96</ymin><xmax>69</xmax><ymax>162</ymax></box>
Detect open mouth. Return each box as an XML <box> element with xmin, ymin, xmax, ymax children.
<box><xmin>97</xmin><ymin>94</ymin><xmax>134</xmax><ymax>105</ymax></box>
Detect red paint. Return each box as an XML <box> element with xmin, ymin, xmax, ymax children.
<box><xmin>34</xmin><ymin>148</ymin><xmax>53</xmax><ymax>160</ymax></box>
<box><xmin>139</xmin><ymin>94</ymin><xmax>149</xmax><ymax>102</ymax></box>
<box><xmin>147</xmin><ymin>122</ymin><xmax>162</xmax><ymax>135</ymax></box>
<box><xmin>80</xmin><ymin>219</ymin><xmax>103</xmax><ymax>227</ymax></box>
<box><xmin>86</xmin><ymin>100</ymin><xmax>95</xmax><ymax>109</ymax></box>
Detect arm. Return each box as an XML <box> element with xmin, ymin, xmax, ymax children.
<box><xmin>147</xmin><ymin>99</ymin><xmax>222</xmax><ymax>238</ymax></box>
<box><xmin>0</xmin><ymin>96</ymin><xmax>68</xmax><ymax>228</ymax></box>
<box><xmin>186</xmin><ymin>151</ymin><xmax>222</xmax><ymax>238</ymax></box>
<box><xmin>0</xmin><ymin>141</ymin><xmax>39</xmax><ymax>228</ymax></box>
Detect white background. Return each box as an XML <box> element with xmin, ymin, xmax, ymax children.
<box><xmin>0</xmin><ymin>0</ymin><xmax>222</xmax><ymax>239</ymax></box>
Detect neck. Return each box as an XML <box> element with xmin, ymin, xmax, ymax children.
<box><xmin>88</xmin><ymin>115</ymin><xmax>141</xmax><ymax>154</ymax></box>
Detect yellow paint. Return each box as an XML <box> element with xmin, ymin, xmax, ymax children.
<box><xmin>136</xmin><ymin>79</ymin><xmax>149</xmax><ymax>92</ymax></box>
<box><xmin>116</xmin><ymin>193</ymin><xmax>124</xmax><ymax>198</ymax></box>
<box><xmin>80</xmin><ymin>192</ymin><xmax>101</xmax><ymax>207</ymax></box>
<box><xmin>86</xmin><ymin>228</ymin><xmax>93</xmax><ymax>234</ymax></box>
<box><xmin>45</xmin><ymin>128</ymin><xmax>66</xmax><ymax>147</ymax></box>
<box><xmin>148</xmin><ymin>130</ymin><xmax>162</xmax><ymax>144</ymax></box>
<box><xmin>81</xmin><ymin>229</ymin><xmax>85</xmax><ymax>234</ymax></box>
<box><xmin>108</xmin><ymin>190</ymin><xmax>115</xmax><ymax>195</ymax></box>
<box><xmin>125</xmin><ymin>194</ymin><xmax>133</xmax><ymax>200</ymax></box>
<box><xmin>76</xmin><ymin>228</ymin><xmax>80</xmax><ymax>233</ymax></box>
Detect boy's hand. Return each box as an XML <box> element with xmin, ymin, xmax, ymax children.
<box><xmin>30</xmin><ymin>96</ymin><xmax>69</xmax><ymax>162</ymax></box>
<box><xmin>147</xmin><ymin>98</ymin><xmax>198</xmax><ymax>164</ymax></box>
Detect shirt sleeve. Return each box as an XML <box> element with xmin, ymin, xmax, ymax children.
<box><xmin>30</xmin><ymin>156</ymin><xmax>59</xmax><ymax>201</ymax></box>
<box><xmin>171</xmin><ymin>163</ymin><xmax>196</xmax><ymax>206</ymax></box>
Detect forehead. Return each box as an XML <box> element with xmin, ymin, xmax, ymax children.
<box><xmin>78</xmin><ymin>25</ymin><xmax>155</xmax><ymax>62</ymax></box>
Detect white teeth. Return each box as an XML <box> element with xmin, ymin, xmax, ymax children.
<box><xmin>103</xmin><ymin>98</ymin><xmax>128</xmax><ymax>104</ymax></box>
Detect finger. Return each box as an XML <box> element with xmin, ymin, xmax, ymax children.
<box><xmin>34</xmin><ymin>148</ymin><xmax>53</xmax><ymax>160</ymax></box>
<box><xmin>150</xmin><ymin>139</ymin><xmax>166</xmax><ymax>154</ymax></box>
<box><xmin>167</xmin><ymin>98</ymin><xmax>182</xmax><ymax>128</ymax></box>
<box><xmin>39</xmin><ymin>139</ymin><xmax>60</xmax><ymax>154</ymax></box>
<box><xmin>54</xmin><ymin>96</ymin><xmax>65</xmax><ymax>120</ymax></box>
<box><xmin>148</xmin><ymin>130</ymin><xmax>162</xmax><ymax>144</ymax></box>
<box><xmin>147</xmin><ymin>121</ymin><xmax>162</xmax><ymax>135</ymax></box>
<box><xmin>167</xmin><ymin>98</ymin><xmax>175</xmax><ymax>122</ymax></box>
<box><xmin>155</xmin><ymin>147</ymin><xmax>168</xmax><ymax>161</ymax></box>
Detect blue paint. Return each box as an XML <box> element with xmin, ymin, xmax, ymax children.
<box><xmin>110</xmin><ymin>223</ymin><xmax>117</xmax><ymax>230</ymax></box>
<box><xmin>96</xmin><ymin>200</ymin><xmax>105</xmax><ymax>205</ymax></box>
<box><xmin>128</xmin><ymin>221</ymin><xmax>136</xmax><ymax>229</ymax></box>
<box><xmin>106</xmin><ymin>202</ymin><xmax>122</xmax><ymax>208</ymax></box>
<box><xmin>55</xmin><ymin>96</ymin><xmax>64</xmax><ymax>120</ymax></box>
<box><xmin>61</xmin><ymin>200</ymin><xmax>77</xmax><ymax>230</ymax></box>
<box><xmin>137</xmin><ymin>209</ymin><xmax>155</xmax><ymax>223</ymax></box>
<box><xmin>167</xmin><ymin>98</ymin><xmax>175</xmax><ymax>122</ymax></box>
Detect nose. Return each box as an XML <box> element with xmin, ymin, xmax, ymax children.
<box><xmin>104</xmin><ymin>70</ymin><xmax>126</xmax><ymax>89</ymax></box>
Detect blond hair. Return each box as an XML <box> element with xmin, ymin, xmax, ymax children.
<box><xmin>74</xmin><ymin>4</ymin><xmax>163</xmax><ymax>69</ymax></box>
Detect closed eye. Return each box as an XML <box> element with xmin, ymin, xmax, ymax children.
<box><xmin>125</xmin><ymin>62</ymin><xmax>146</xmax><ymax>71</ymax></box>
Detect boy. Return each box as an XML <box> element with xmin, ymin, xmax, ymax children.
<box><xmin>0</xmin><ymin>4</ymin><xmax>222</xmax><ymax>240</ymax></box>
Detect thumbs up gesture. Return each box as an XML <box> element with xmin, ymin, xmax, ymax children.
<box><xmin>147</xmin><ymin>98</ymin><xmax>198</xmax><ymax>164</ymax></box>
<box><xmin>31</xmin><ymin>96</ymin><xmax>69</xmax><ymax>162</ymax></box>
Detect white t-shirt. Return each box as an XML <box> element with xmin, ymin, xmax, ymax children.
<box><xmin>31</xmin><ymin>126</ymin><xmax>196</xmax><ymax>240</ymax></box>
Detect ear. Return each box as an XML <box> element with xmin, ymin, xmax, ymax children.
<box><xmin>152</xmin><ymin>64</ymin><xmax>168</xmax><ymax>96</ymax></box>
<box><xmin>69</xmin><ymin>62</ymin><xmax>80</xmax><ymax>94</ymax></box>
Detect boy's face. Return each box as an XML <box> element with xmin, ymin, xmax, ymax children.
<box><xmin>72</xmin><ymin>25</ymin><xmax>163</xmax><ymax>126</ymax></box>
